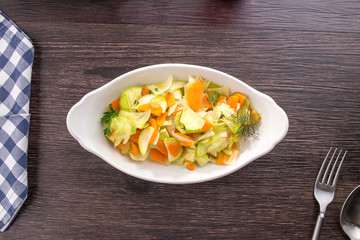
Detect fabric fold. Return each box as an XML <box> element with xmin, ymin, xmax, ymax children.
<box><xmin>0</xmin><ymin>10</ymin><xmax>34</xmax><ymax>231</ymax></box>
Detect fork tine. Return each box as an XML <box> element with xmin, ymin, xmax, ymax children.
<box><xmin>327</xmin><ymin>149</ymin><xmax>342</xmax><ymax>185</ymax></box>
<box><xmin>331</xmin><ymin>150</ymin><xmax>347</xmax><ymax>186</ymax></box>
<box><xmin>322</xmin><ymin>148</ymin><xmax>337</xmax><ymax>183</ymax></box>
<box><xmin>316</xmin><ymin>147</ymin><xmax>333</xmax><ymax>184</ymax></box>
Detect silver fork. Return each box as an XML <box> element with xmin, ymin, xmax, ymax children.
<box><xmin>312</xmin><ymin>147</ymin><xmax>347</xmax><ymax>240</ymax></box>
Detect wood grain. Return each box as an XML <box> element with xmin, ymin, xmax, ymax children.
<box><xmin>0</xmin><ymin>1</ymin><xmax>359</xmax><ymax>239</ymax></box>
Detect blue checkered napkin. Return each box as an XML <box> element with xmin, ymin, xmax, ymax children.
<box><xmin>0</xmin><ymin>11</ymin><xmax>34</xmax><ymax>232</ymax></box>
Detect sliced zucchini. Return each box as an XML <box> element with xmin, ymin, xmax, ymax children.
<box><xmin>120</xmin><ymin>86</ymin><xmax>143</xmax><ymax>112</ymax></box>
<box><xmin>138</xmin><ymin>126</ymin><xmax>155</xmax><ymax>156</ymax></box>
<box><xmin>175</xmin><ymin>112</ymin><xmax>186</xmax><ymax>134</ymax></box>
<box><xmin>180</xmin><ymin>106</ymin><xmax>205</xmax><ymax>133</ymax></box>
<box><xmin>163</xmin><ymin>137</ymin><xmax>183</xmax><ymax>162</ymax></box>
<box><xmin>159</xmin><ymin>127</ymin><xmax>170</xmax><ymax>140</ymax></box>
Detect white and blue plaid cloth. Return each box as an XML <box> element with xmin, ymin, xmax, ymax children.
<box><xmin>0</xmin><ymin>11</ymin><xmax>34</xmax><ymax>231</ymax></box>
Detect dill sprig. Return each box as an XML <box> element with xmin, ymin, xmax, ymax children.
<box><xmin>234</xmin><ymin>111</ymin><xmax>258</xmax><ymax>139</ymax></box>
<box><xmin>101</xmin><ymin>104</ymin><xmax>119</xmax><ymax>136</ymax></box>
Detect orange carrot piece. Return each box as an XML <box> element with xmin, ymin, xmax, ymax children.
<box><xmin>116</xmin><ymin>144</ymin><xmax>122</xmax><ymax>151</ymax></box>
<box><xmin>167</xmin><ymin>142</ymin><xmax>182</xmax><ymax>157</ymax></box>
<box><xmin>172</xmin><ymin>103</ymin><xmax>184</xmax><ymax>116</ymax></box>
<box><xmin>237</xmin><ymin>93</ymin><xmax>246</xmax><ymax>105</ymax></box>
<box><xmin>156</xmin><ymin>140</ymin><xmax>168</xmax><ymax>155</ymax></box>
<box><xmin>165</xmin><ymin>93</ymin><xmax>176</xmax><ymax>107</ymax></box>
<box><xmin>138</xmin><ymin>103</ymin><xmax>152</xmax><ymax>112</ymax></box>
<box><xmin>200</xmin><ymin>120</ymin><xmax>213</xmax><ymax>132</ymax></box>
<box><xmin>156</xmin><ymin>112</ymin><xmax>167</xmax><ymax>126</ymax></box>
<box><xmin>148</xmin><ymin>118</ymin><xmax>158</xmax><ymax>145</ymax></box>
<box><xmin>176</xmin><ymin>132</ymin><xmax>194</xmax><ymax>141</ymax></box>
<box><xmin>186</xmin><ymin>81</ymin><xmax>204</xmax><ymax>112</ymax></box>
<box><xmin>173</xmin><ymin>132</ymin><xmax>195</xmax><ymax>146</ymax></box>
<box><xmin>215</xmin><ymin>95</ymin><xmax>226</xmax><ymax>106</ymax></box>
<box><xmin>141</xmin><ymin>86</ymin><xmax>149</xmax><ymax>95</ymax></box>
<box><xmin>227</xmin><ymin>94</ymin><xmax>240</xmax><ymax>110</ymax></box>
<box><xmin>149</xmin><ymin>149</ymin><xmax>166</xmax><ymax>163</ymax></box>
<box><xmin>110</xmin><ymin>97</ymin><xmax>121</xmax><ymax>111</ymax></box>
<box><xmin>180</xmin><ymin>141</ymin><xmax>195</xmax><ymax>147</ymax></box>
<box><xmin>200</xmin><ymin>94</ymin><xmax>212</xmax><ymax>108</ymax></box>
<box><xmin>130</xmin><ymin>129</ymin><xmax>142</xmax><ymax>143</ymax></box>
<box><xmin>129</xmin><ymin>141</ymin><xmax>140</xmax><ymax>155</ymax></box>
<box><xmin>186</xmin><ymin>161</ymin><xmax>196</xmax><ymax>171</ymax></box>
<box><xmin>216</xmin><ymin>152</ymin><xmax>230</xmax><ymax>165</ymax></box>
<box><xmin>149</xmin><ymin>102</ymin><xmax>162</xmax><ymax>116</ymax></box>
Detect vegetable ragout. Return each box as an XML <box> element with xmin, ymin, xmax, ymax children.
<box><xmin>101</xmin><ymin>75</ymin><xmax>261</xmax><ymax>170</ymax></box>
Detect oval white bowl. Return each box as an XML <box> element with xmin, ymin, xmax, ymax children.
<box><xmin>66</xmin><ymin>64</ymin><xmax>289</xmax><ymax>184</ymax></box>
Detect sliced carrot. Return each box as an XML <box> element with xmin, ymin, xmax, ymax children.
<box><xmin>200</xmin><ymin>120</ymin><xmax>213</xmax><ymax>132</ymax></box>
<box><xmin>237</xmin><ymin>93</ymin><xmax>246</xmax><ymax>105</ymax></box>
<box><xmin>149</xmin><ymin>149</ymin><xmax>166</xmax><ymax>163</ymax></box>
<box><xmin>215</xmin><ymin>95</ymin><xmax>226</xmax><ymax>106</ymax></box>
<box><xmin>156</xmin><ymin>140</ymin><xmax>168</xmax><ymax>155</ymax></box>
<box><xmin>138</xmin><ymin>103</ymin><xmax>152</xmax><ymax>112</ymax></box>
<box><xmin>227</xmin><ymin>94</ymin><xmax>240</xmax><ymax>110</ymax></box>
<box><xmin>116</xmin><ymin>143</ymin><xmax>122</xmax><ymax>151</ymax></box>
<box><xmin>200</xmin><ymin>94</ymin><xmax>212</xmax><ymax>108</ymax></box>
<box><xmin>180</xmin><ymin>141</ymin><xmax>195</xmax><ymax>147</ymax></box>
<box><xmin>150</xmin><ymin>102</ymin><xmax>163</xmax><ymax>116</ymax></box>
<box><xmin>165</xmin><ymin>93</ymin><xmax>176</xmax><ymax>107</ymax></box>
<box><xmin>172</xmin><ymin>103</ymin><xmax>184</xmax><ymax>116</ymax></box>
<box><xmin>176</xmin><ymin>133</ymin><xmax>195</xmax><ymax>146</ymax></box>
<box><xmin>156</xmin><ymin>112</ymin><xmax>167</xmax><ymax>126</ymax></box>
<box><xmin>216</xmin><ymin>152</ymin><xmax>230</xmax><ymax>165</ymax></box>
<box><xmin>110</xmin><ymin>97</ymin><xmax>121</xmax><ymax>111</ymax></box>
<box><xmin>186</xmin><ymin>81</ymin><xmax>204</xmax><ymax>112</ymax></box>
<box><xmin>186</xmin><ymin>161</ymin><xmax>196</xmax><ymax>171</ymax></box>
<box><xmin>148</xmin><ymin>118</ymin><xmax>158</xmax><ymax>145</ymax></box>
<box><xmin>141</xmin><ymin>86</ymin><xmax>149</xmax><ymax>95</ymax></box>
<box><xmin>130</xmin><ymin>128</ymin><xmax>142</xmax><ymax>143</ymax></box>
<box><xmin>167</xmin><ymin>142</ymin><xmax>182</xmax><ymax>157</ymax></box>
<box><xmin>176</xmin><ymin>132</ymin><xmax>194</xmax><ymax>141</ymax></box>
<box><xmin>129</xmin><ymin>141</ymin><xmax>140</xmax><ymax>155</ymax></box>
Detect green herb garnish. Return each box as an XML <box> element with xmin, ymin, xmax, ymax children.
<box><xmin>234</xmin><ymin>111</ymin><xmax>258</xmax><ymax>139</ymax></box>
<box><xmin>207</xmin><ymin>91</ymin><xmax>220</xmax><ymax>106</ymax></box>
<box><xmin>101</xmin><ymin>104</ymin><xmax>119</xmax><ymax>136</ymax></box>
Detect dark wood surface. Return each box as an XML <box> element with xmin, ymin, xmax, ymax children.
<box><xmin>1</xmin><ymin>1</ymin><xmax>360</xmax><ymax>239</ymax></box>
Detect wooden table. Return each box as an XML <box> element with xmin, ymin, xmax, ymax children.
<box><xmin>2</xmin><ymin>1</ymin><xmax>359</xmax><ymax>239</ymax></box>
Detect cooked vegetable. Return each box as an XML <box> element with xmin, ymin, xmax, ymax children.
<box><xmin>149</xmin><ymin>149</ymin><xmax>166</xmax><ymax>163</ymax></box>
<box><xmin>102</xmin><ymin>74</ymin><xmax>260</xmax><ymax>169</ymax></box>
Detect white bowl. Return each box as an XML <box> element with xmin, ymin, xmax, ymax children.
<box><xmin>67</xmin><ymin>64</ymin><xmax>288</xmax><ymax>184</ymax></box>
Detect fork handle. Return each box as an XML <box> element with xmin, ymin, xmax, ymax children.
<box><xmin>312</xmin><ymin>213</ymin><xmax>324</xmax><ymax>240</ymax></box>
